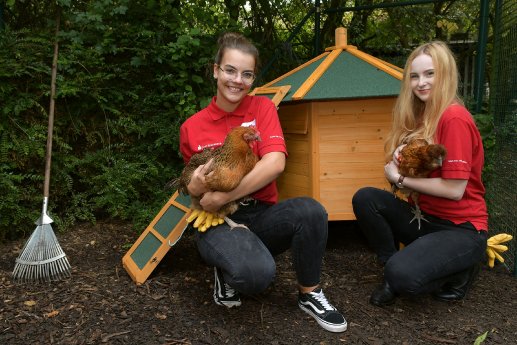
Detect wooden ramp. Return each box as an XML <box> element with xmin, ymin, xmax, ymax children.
<box><xmin>122</xmin><ymin>191</ymin><xmax>191</xmax><ymax>285</ymax></box>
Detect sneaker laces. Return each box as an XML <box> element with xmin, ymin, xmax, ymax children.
<box><xmin>311</xmin><ymin>289</ymin><xmax>336</xmax><ymax>311</ymax></box>
<box><xmin>224</xmin><ymin>282</ymin><xmax>237</xmax><ymax>297</ymax></box>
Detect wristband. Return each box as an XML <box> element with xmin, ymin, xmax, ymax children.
<box><xmin>396</xmin><ymin>175</ymin><xmax>405</xmax><ymax>188</ymax></box>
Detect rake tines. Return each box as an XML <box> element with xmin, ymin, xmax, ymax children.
<box><xmin>13</xmin><ymin>208</ymin><xmax>71</xmax><ymax>283</ymax></box>
<box><xmin>13</xmin><ymin>228</ymin><xmax>71</xmax><ymax>283</ymax></box>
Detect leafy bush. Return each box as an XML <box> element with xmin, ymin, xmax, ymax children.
<box><xmin>0</xmin><ymin>1</ymin><xmax>221</xmax><ymax>241</ymax></box>
<box><xmin>473</xmin><ymin>113</ymin><xmax>496</xmax><ymax>186</ymax></box>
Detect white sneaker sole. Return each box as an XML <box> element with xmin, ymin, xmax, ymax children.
<box><xmin>299</xmin><ymin>303</ymin><xmax>347</xmax><ymax>333</ymax></box>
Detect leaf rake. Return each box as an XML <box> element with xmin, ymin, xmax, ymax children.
<box><xmin>12</xmin><ymin>14</ymin><xmax>71</xmax><ymax>283</ymax></box>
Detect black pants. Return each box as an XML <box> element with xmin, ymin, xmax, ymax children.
<box><xmin>195</xmin><ymin>197</ymin><xmax>328</xmax><ymax>294</ymax></box>
<box><xmin>352</xmin><ymin>187</ymin><xmax>487</xmax><ymax>295</ymax></box>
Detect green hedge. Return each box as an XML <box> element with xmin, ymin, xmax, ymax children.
<box><xmin>0</xmin><ymin>3</ymin><xmax>217</xmax><ymax>241</ymax></box>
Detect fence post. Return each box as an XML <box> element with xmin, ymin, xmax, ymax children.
<box><xmin>473</xmin><ymin>0</ymin><xmax>489</xmax><ymax>113</ymax></box>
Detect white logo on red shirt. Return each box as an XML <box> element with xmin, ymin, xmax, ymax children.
<box><xmin>270</xmin><ymin>135</ymin><xmax>284</xmax><ymax>140</ymax></box>
<box><xmin>241</xmin><ymin>119</ymin><xmax>256</xmax><ymax>127</ymax></box>
<box><xmin>447</xmin><ymin>159</ymin><xmax>468</xmax><ymax>164</ymax></box>
<box><xmin>197</xmin><ymin>142</ymin><xmax>222</xmax><ymax>152</ymax></box>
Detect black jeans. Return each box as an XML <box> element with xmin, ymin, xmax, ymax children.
<box><xmin>352</xmin><ymin>187</ymin><xmax>487</xmax><ymax>295</ymax></box>
<box><xmin>195</xmin><ymin>197</ymin><xmax>328</xmax><ymax>295</ymax></box>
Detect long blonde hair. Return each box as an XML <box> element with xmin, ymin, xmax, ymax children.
<box><xmin>384</xmin><ymin>41</ymin><xmax>462</xmax><ymax>161</ymax></box>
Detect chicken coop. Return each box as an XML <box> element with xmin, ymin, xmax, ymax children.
<box><xmin>251</xmin><ymin>28</ymin><xmax>403</xmax><ymax>220</ymax></box>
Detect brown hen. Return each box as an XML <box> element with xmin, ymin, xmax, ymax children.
<box><xmin>172</xmin><ymin>126</ymin><xmax>261</xmax><ymax>230</ymax></box>
<box><xmin>394</xmin><ymin>138</ymin><xmax>447</xmax><ymax>229</ymax></box>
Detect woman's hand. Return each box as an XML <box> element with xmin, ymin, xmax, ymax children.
<box><xmin>199</xmin><ymin>191</ymin><xmax>228</xmax><ymax>213</ymax></box>
<box><xmin>392</xmin><ymin>144</ymin><xmax>406</xmax><ymax>166</ymax></box>
<box><xmin>187</xmin><ymin>159</ymin><xmax>214</xmax><ymax>197</ymax></box>
<box><xmin>384</xmin><ymin>161</ymin><xmax>401</xmax><ymax>185</ymax></box>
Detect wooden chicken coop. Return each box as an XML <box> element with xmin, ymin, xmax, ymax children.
<box><xmin>251</xmin><ymin>28</ymin><xmax>403</xmax><ymax>220</ymax></box>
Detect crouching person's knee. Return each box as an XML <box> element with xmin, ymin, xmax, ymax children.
<box><xmin>384</xmin><ymin>263</ymin><xmax>423</xmax><ymax>296</ymax></box>
<box><xmin>230</xmin><ymin>255</ymin><xmax>276</xmax><ymax>295</ymax></box>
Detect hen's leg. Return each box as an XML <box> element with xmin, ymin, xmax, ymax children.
<box><xmin>224</xmin><ymin>216</ymin><xmax>250</xmax><ymax>231</ymax></box>
<box><xmin>219</xmin><ymin>201</ymin><xmax>250</xmax><ymax>231</ymax></box>
<box><xmin>409</xmin><ymin>195</ymin><xmax>429</xmax><ymax>230</ymax></box>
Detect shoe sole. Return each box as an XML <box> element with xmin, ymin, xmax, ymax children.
<box><xmin>432</xmin><ymin>294</ymin><xmax>464</xmax><ymax>302</ymax></box>
<box><xmin>298</xmin><ymin>303</ymin><xmax>347</xmax><ymax>333</ymax></box>
<box><xmin>213</xmin><ymin>298</ymin><xmax>242</xmax><ymax>308</ymax></box>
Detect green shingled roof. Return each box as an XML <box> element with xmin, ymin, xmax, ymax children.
<box><xmin>258</xmin><ymin>46</ymin><xmax>403</xmax><ymax>103</ymax></box>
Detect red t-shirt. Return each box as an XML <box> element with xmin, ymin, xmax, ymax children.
<box><xmin>179</xmin><ymin>95</ymin><xmax>287</xmax><ymax>204</ymax></box>
<box><xmin>418</xmin><ymin>104</ymin><xmax>488</xmax><ymax>231</ymax></box>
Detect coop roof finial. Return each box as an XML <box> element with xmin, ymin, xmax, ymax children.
<box><xmin>335</xmin><ymin>27</ymin><xmax>347</xmax><ymax>47</ymax></box>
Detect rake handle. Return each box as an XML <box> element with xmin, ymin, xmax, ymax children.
<box><xmin>43</xmin><ymin>15</ymin><xmax>60</xmax><ymax>198</ymax></box>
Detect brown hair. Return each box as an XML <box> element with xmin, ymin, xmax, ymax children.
<box><xmin>384</xmin><ymin>41</ymin><xmax>462</xmax><ymax>161</ymax></box>
<box><xmin>214</xmin><ymin>32</ymin><xmax>260</xmax><ymax>73</ymax></box>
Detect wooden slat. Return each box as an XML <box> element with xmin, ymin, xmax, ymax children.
<box><xmin>346</xmin><ymin>46</ymin><xmax>403</xmax><ymax>80</ymax></box>
<box><xmin>318</xmin><ymin>113</ymin><xmax>393</xmax><ymax>127</ymax></box>
<box><xmin>279</xmin><ymin>188</ymin><xmax>311</xmax><ymax>201</ymax></box>
<box><xmin>286</xmin><ymin>137</ymin><xmax>309</xmax><ymax>153</ymax></box>
<box><xmin>319</xmin><ymin>126</ymin><xmax>390</xmax><ymax>141</ymax></box>
<box><xmin>315</xmin><ymin>98</ymin><xmax>396</xmax><ymax>115</ymax></box>
<box><xmin>250</xmin><ymin>85</ymin><xmax>291</xmax><ymax>107</ymax></box>
<box><xmin>320</xmin><ymin>162</ymin><xmax>385</xmax><ymax>179</ymax></box>
<box><xmin>278</xmin><ymin>172</ymin><xmax>310</xmax><ymax>189</ymax></box>
<box><xmin>285</xmin><ymin>148</ymin><xmax>310</xmax><ymax>163</ymax></box>
<box><xmin>284</xmin><ymin>161</ymin><xmax>310</xmax><ymax>175</ymax></box>
<box><xmin>319</xmin><ymin>140</ymin><xmax>384</xmax><ymax>154</ymax></box>
<box><xmin>320</xmin><ymin>178</ymin><xmax>385</xmax><ymax>194</ymax></box>
<box><xmin>328</xmin><ymin>212</ymin><xmax>355</xmax><ymax>221</ymax></box>
<box><xmin>320</xmin><ymin>152</ymin><xmax>385</xmax><ymax>163</ymax></box>
<box><xmin>260</xmin><ymin>52</ymin><xmax>330</xmax><ymax>88</ymax></box>
<box><xmin>292</xmin><ymin>49</ymin><xmax>343</xmax><ymax>100</ymax></box>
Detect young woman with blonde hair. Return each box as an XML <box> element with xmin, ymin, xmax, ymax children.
<box><xmin>352</xmin><ymin>41</ymin><xmax>488</xmax><ymax>306</ymax></box>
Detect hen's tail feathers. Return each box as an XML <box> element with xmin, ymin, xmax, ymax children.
<box><xmin>165</xmin><ymin>177</ymin><xmax>181</xmax><ymax>191</ymax></box>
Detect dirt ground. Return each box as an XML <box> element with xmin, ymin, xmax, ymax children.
<box><xmin>1</xmin><ymin>220</ymin><xmax>517</xmax><ymax>345</ymax></box>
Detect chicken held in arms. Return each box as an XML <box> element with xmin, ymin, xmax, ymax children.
<box><xmin>172</xmin><ymin>126</ymin><xmax>261</xmax><ymax>232</ymax></box>
<box><xmin>393</xmin><ymin>138</ymin><xmax>447</xmax><ymax>229</ymax></box>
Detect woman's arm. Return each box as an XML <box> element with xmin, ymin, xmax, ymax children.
<box><xmin>385</xmin><ymin>161</ymin><xmax>467</xmax><ymax>200</ymax></box>
<box><xmin>199</xmin><ymin>151</ymin><xmax>286</xmax><ymax>213</ymax></box>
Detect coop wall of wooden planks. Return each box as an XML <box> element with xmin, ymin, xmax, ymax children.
<box><xmin>277</xmin><ymin>97</ymin><xmax>394</xmax><ymax>220</ymax></box>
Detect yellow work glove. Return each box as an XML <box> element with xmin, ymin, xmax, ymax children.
<box><xmin>186</xmin><ymin>209</ymin><xmax>224</xmax><ymax>232</ymax></box>
<box><xmin>486</xmin><ymin>233</ymin><xmax>513</xmax><ymax>268</ymax></box>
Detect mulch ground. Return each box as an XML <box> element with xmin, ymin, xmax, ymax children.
<box><xmin>1</xmin><ymin>220</ymin><xmax>516</xmax><ymax>345</ymax></box>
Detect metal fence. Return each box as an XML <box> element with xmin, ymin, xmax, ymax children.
<box><xmin>486</xmin><ymin>0</ymin><xmax>517</xmax><ymax>276</ymax></box>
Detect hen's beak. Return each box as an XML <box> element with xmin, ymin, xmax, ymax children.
<box><xmin>251</xmin><ymin>128</ymin><xmax>261</xmax><ymax>142</ymax></box>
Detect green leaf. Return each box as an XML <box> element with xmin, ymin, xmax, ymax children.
<box><xmin>130</xmin><ymin>56</ymin><xmax>142</xmax><ymax>67</ymax></box>
<box><xmin>473</xmin><ymin>331</ymin><xmax>488</xmax><ymax>345</ymax></box>
<box><xmin>191</xmin><ymin>75</ymin><xmax>203</xmax><ymax>84</ymax></box>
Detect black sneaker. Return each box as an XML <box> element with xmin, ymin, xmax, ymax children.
<box><xmin>298</xmin><ymin>287</ymin><xmax>347</xmax><ymax>332</ymax></box>
<box><xmin>213</xmin><ymin>267</ymin><xmax>241</xmax><ymax>308</ymax></box>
